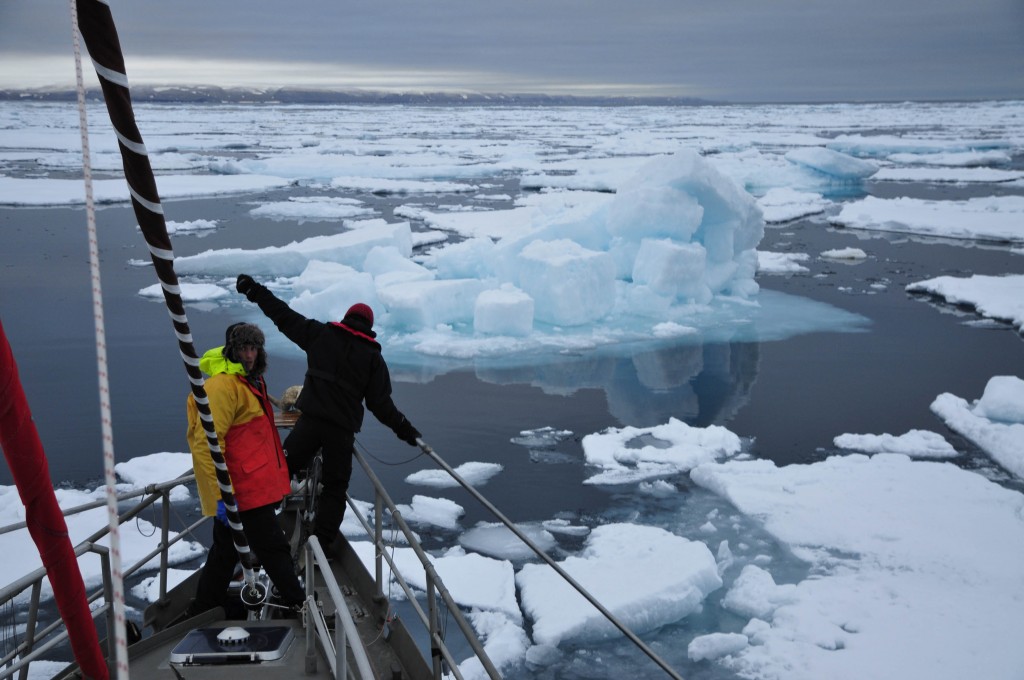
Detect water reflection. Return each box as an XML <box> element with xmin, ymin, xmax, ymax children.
<box><xmin>469</xmin><ymin>340</ymin><xmax>760</xmax><ymax>430</ymax></box>
<box><xmin>384</xmin><ymin>286</ymin><xmax>866</xmax><ymax>434</ymax></box>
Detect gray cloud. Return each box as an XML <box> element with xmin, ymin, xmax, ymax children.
<box><xmin>2</xmin><ymin>0</ymin><xmax>1022</xmax><ymax>102</ymax></box>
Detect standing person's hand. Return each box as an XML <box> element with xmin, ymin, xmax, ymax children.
<box><xmin>396</xmin><ymin>417</ymin><xmax>422</xmax><ymax>446</ymax></box>
<box><xmin>236</xmin><ymin>274</ymin><xmax>256</xmax><ymax>296</ymax></box>
<box><xmin>215</xmin><ymin>500</ymin><xmax>230</xmax><ymax>526</ymax></box>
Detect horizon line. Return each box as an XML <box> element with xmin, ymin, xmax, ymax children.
<box><xmin>3</xmin><ymin>85</ymin><xmax>1020</xmax><ymax>108</ymax></box>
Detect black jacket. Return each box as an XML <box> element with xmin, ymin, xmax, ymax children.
<box><xmin>248</xmin><ymin>284</ymin><xmax>410</xmax><ymax>436</ymax></box>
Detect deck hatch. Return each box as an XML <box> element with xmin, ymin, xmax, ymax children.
<box><xmin>169</xmin><ymin>625</ymin><xmax>294</xmax><ymax>664</ymax></box>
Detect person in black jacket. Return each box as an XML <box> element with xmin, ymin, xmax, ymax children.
<box><xmin>235</xmin><ymin>274</ymin><xmax>421</xmax><ymax>550</ymax></box>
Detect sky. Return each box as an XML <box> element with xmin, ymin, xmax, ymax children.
<box><xmin>1</xmin><ymin>0</ymin><xmax>1023</xmax><ymax>102</ymax></box>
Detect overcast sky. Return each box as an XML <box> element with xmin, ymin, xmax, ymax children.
<box><xmin>1</xmin><ymin>0</ymin><xmax>1022</xmax><ymax>103</ymax></box>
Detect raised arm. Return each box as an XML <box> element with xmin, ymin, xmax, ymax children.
<box><xmin>236</xmin><ymin>274</ymin><xmax>323</xmax><ymax>351</ymax></box>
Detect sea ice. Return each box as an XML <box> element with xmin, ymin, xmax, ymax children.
<box><xmin>516</xmin><ymin>523</ymin><xmax>722</xmax><ymax>646</ymax></box>
<box><xmin>832</xmin><ymin>196</ymin><xmax>1024</xmax><ymax>243</ymax></box>
<box><xmin>907</xmin><ymin>273</ymin><xmax>1024</xmax><ymax>332</ymax></box>
<box><xmin>784</xmin><ymin>147</ymin><xmax>878</xmax><ymax>180</ymax></box>
<box><xmin>833</xmin><ymin>429</ymin><xmax>957</xmax><ymax>458</ymax></box>
<box><xmin>931</xmin><ymin>376</ymin><xmax>1024</xmax><ymax>478</ymax></box>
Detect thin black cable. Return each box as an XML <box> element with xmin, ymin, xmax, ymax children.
<box><xmin>354</xmin><ymin>436</ymin><xmax>426</xmax><ymax>467</ymax></box>
<box><xmin>133</xmin><ymin>500</ymin><xmax>158</xmax><ymax>538</ymax></box>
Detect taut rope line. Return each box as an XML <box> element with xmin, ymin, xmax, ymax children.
<box><xmin>69</xmin><ymin>0</ymin><xmax>128</xmax><ymax>675</ymax></box>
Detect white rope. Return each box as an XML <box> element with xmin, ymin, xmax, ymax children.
<box><xmin>70</xmin><ymin>1</ymin><xmax>130</xmax><ymax>677</ymax></box>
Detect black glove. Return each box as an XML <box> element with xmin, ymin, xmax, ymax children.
<box><xmin>395</xmin><ymin>417</ymin><xmax>421</xmax><ymax>447</ymax></box>
<box><xmin>236</xmin><ymin>274</ymin><xmax>258</xmax><ymax>300</ymax></box>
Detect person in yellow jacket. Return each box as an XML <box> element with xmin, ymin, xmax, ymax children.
<box><xmin>185</xmin><ymin>322</ymin><xmax>304</xmax><ymax>617</ymax></box>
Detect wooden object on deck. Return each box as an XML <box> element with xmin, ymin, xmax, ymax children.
<box><xmin>274</xmin><ymin>411</ymin><xmax>300</xmax><ymax>429</ymax></box>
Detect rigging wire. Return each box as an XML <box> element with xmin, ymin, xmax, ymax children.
<box><xmin>69</xmin><ymin>1</ymin><xmax>129</xmax><ymax>676</ymax></box>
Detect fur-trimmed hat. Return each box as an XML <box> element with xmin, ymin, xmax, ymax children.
<box><xmin>345</xmin><ymin>303</ymin><xmax>374</xmax><ymax>327</ymax></box>
<box><xmin>223</xmin><ymin>322</ymin><xmax>267</xmax><ymax>376</ymax></box>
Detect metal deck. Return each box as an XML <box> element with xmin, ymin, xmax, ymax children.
<box><xmin>125</xmin><ymin>533</ymin><xmax>428</xmax><ymax>679</ymax></box>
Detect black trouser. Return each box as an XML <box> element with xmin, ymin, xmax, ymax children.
<box><xmin>192</xmin><ymin>503</ymin><xmax>305</xmax><ymax>615</ymax></box>
<box><xmin>283</xmin><ymin>414</ymin><xmax>354</xmax><ymax>547</ymax></box>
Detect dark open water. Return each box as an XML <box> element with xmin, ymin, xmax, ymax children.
<box><xmin>1</xmin><ymin>176</ymin><xmax>1022</xmax><ymax>527</ymax></box>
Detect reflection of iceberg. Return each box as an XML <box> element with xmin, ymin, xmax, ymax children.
<box><xmin>474</xmin><ymin>342</ymin><xmax>755</xmax><ymax>432</ymax></box>
<box><xmin>621</xmin><ymin>342</ymin><xmax>760</xmax><ymax>428</ymax></box>
<box><xmin>444</xmin><ymin>290</ymin><xmax>865</xmax><ymax>431</ymax></box>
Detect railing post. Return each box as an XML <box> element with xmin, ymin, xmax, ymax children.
<box><xmin>159</xmin><ymin>488</ymin><xmax>170</xmax><ymax>601</ymax></box>
<box><xmin>335</xmin><ymin>611</ymin><xmax>347</xmax><ymax>679</ymax></box>
<box><xmin>93</xmin><ymin>544</ymin><xmax>117</xmax><ymax>679</ymax></box>
<box><xmin>427</xmin><ymin>573</ymin><xmax>442</xmax><ymax>679</ymax></box>
<box><xmin>304</xmin><ymin>541</ymin><xmax>318</xmax><ymax>675</ymax></box>
<box><xmin>16</xmin><ymin>582</ymin><xmax>41</xmax><ymax>680</ymax></box>
<box><xmin>374</xmin><ymin>493</ymin><xmax>384</xmax><ymax>599</ymax></box>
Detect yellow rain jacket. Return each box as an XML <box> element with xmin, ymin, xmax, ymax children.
<box><xmin>186</xmin><ymin>347</ymin><xmax>289</xmax><ymax>516</ymax></box>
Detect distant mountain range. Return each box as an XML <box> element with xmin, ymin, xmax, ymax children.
<box><xmin>0</xmin><ymin>85</ymin><xmax>717</xmax><ymax>107</ymax></box>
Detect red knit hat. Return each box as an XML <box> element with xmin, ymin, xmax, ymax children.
<box><xmin>345</xmin><ymin>303</ymin><xmax>374</xmax><ymax>327</ymax></box>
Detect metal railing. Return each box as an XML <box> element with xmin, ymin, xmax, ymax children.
<box><xmin>348</xmin><ymin>448</ymin><xmax>502</xmax><ymax>680</ymax></box>
<box><xmin>0</xmin><ymin>473</ymin><xmax>199</xmax><ymax>680</ymax></box>
<box><xmin>349</xmin><ymin>438</ymin><xmax>681</xmax><ymax>679</ymax></box>
<box><xmin>1</xmin><ymin>440</ymin><xmax>683</xmax><ymax>680</ymax></box>
<box><xmin>352</xmin><ymin>439</ymin><xmax>683</xmax><ymax>680</ymax></box>
<box><xmin>0</xmin><ymin>466</ymin><xmax>495</xmax><ymax>680</ymax></box>
<box><xmin>299</xmin><ymin>536</ymin><xmax>375</xmax><ymax>679</ymax></box>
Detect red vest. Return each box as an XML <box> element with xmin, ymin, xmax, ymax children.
<box><xmin>223</xmin><ymin>376</ymin><xmax>290</xmax><ymax>511</ymax></box>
